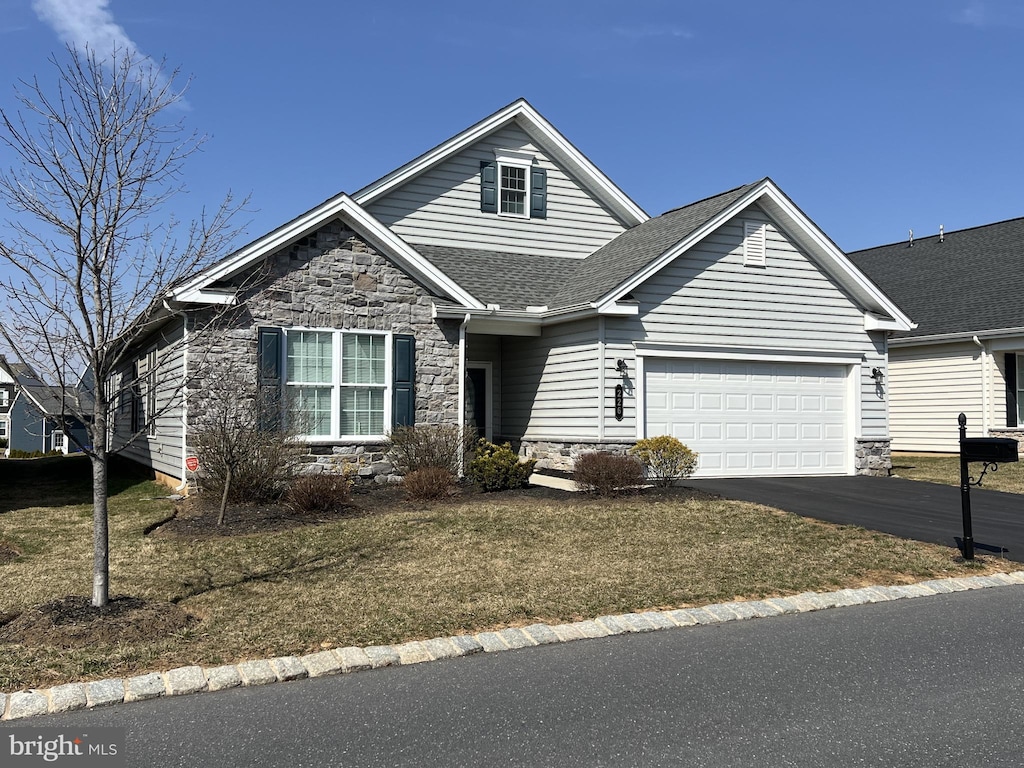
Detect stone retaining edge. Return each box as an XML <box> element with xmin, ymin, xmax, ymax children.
<box><xmin>4</xmin><ymin>571</ymin><xmax>1024</xmax><ymax>720</ymax></box>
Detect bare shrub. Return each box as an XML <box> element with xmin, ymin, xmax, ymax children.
<box><xmin>573</xmin><ymin>452</ymin><xmax>645</xmax><ymax>496</ymax></box>
<box><xmin>386</xmin><ymin>424</ymin><xmax>476</xmax><ymax>475</ymax></box>
<box><xmin>403</xmin><ymin>466</ymin><xmax>456</xmax><ymax>501</ymax></box>
<box><xmin>190</xmin><ymin>363</ymin><xmax>307</xmax><ymax>524</ymax></box>
<box><xmin>284</xmin><ymin>473</ymin><xmax>353</xmax><ymax>515</ymax></box>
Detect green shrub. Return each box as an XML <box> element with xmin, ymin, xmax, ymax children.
<box><xmin>629</xmin><ymin>435</ymin><xmax>698</xmax><ymax>487</ymax></box>
<box><xmin>284</xmin><ymin>472</ymin><xmax>352</xmax><ymax>515</ymax></box>
<box><xmin>573</xmin><ymin>451</ymin><xmax>645</xmax><ymax>496</ymax></box>
<box><xmin>403</xmin><ymin>466</ymin><xmax>456</xmax><ymax>501</ymax></box>
<box><xmin>467</xmin><ymin>440</ymin><xmax>536</xmax><ymax>492</ymax></box>
<box><xmin>386</xmin><ymin>424</ymin><xmax>476</xmax><ymax>475</ymax></box>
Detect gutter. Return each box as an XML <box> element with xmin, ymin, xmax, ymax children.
<box><xmin>890</xmin><ymin>326</ymin><xmax>1024</xmax><ymax>347</ymax></box>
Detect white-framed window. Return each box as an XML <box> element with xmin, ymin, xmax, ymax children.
<box><xmin>52</xmin><ymin>430</ymin><xmax>66</xmax><ymax>454</ymax></box>
<box><xmin>499</xmin><ymin>163</ymin><xmax>527</xmax><ymax>216</ymax></box>
<box><xmin>0</xmin><ymin>387</ymin><xmax>9</xmax><ymax>408</ymax></box>
<box><xmin>481</xmin><ymin>149</ymin><xmax>546</xmax><ymax>219</ymax></box>
<box><xmin>0</xmin><ymin>419</ymin><xmax>7</xmax><ymax>438</ymax></box>
<box><xmin>1016</xmin><ymin>355</ymin><xmax>1024</xmax><ymax>425</ymax></box>
<box><xmin>146</xmin><ymin>348</ymin><xmax>158</xmax><ymax>436</ymax></box>
<box><xmin>284</xmin><ymin>329</ymin><xmax>391</xmax><ymax>439</ymax></box>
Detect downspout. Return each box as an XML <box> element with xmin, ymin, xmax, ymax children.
<box><xmin>163</xmin><ymin>300</ymin><xmax>190</xmax><ymax>492</ymax></box>
<box><xmin>458</xmin><ymin>313</ymin><xmax>471</xmax><ymax>475</ymax></box>
<box><xmin>972</xmin><ymin>335</ymin><xmax>988</xmax><ymax>436</ymax></box>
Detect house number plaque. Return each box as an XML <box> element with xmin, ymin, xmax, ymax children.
<box><xmin>614</xmin><ymin>384</ymin><xmax>624</xmax><ymax>421</ymax></box>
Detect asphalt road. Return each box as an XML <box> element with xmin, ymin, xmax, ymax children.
<box><xmin>6</xmin><ymin>587</ymin><xmax>1024</xmax><ymax>767</ymax></box>
<box><xmin>686</xmin><ymin>475</ymin><xmax>1024</xmax><ymax>561</ymax></box>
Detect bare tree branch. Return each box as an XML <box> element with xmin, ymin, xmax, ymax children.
<box><xmin>0</xmin><ymin>44</ymin><xmax>249</xmax><ymax>606</ymax></box>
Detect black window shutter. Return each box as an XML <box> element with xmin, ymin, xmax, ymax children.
<box><xmin>530</xmin><ymin>167</ymin><xmax>547</xmax><ymax>218</ymax></box>
<box><xmin>1006</xmin><ymin>353</ymin><xmax>1018</xmax><ymax>428</ymax></box>
<box><xmin>393</xmin><ymin>334</ymin><xmax>416</xmax><ymax>427</ymax></box>
<box><xmin>257</xmin><ymin>327</ymin><xmax>283</xmax><ymax>431</ymax></box>
<box><xmin>480</xmin><ymin>161</ymin><xmax>497</xmax><ymax>213</ymax></box>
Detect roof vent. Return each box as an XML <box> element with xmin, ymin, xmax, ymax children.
<box><xmin>939</xmin><ymin>224</ymin><xmax>944</xmax><ymax>243</ymax></box>
<box><xmin>908</xmin><ymin>229</ymin><xmax>914</xmax><ymax>247</ymax></box>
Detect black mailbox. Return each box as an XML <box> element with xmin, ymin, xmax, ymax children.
<box><xmin>960</xmin><ymin>437</ymin><xmax>1020</xmax><ymax>464</ymax></box>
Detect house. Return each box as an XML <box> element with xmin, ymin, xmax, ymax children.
<box><xmin>850</xmin><ymin>219</ymin><xmax>1024</xmax><ymax>453</ymax></box>
<box><xmin>116</xmin><ymin>99</ymin><xmax>913</xmax><ymax>486</ymax></box>
<box><xmin>0</xmin><ymin>355</ymin><xmax>89</xmax><ymax>456</ymax></box>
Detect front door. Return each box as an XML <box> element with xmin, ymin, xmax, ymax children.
<box><xmin>465</xmin><ymin>364</ymin><xmax>491</xmax><ymax>441</ymax></box>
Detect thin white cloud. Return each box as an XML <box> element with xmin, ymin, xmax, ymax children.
<box><xmin>31</xmin><ymin>0</ymin><xmax>187</xmax><ymax>107</ymax></box>
<box><xmin>612</xmin><ymin>23</ymin><xmax>694</xmax><ymax>41</ymax></box>
<box><xmin>953</xmin><ymin>0</ymin><xmax>1024</xmax><ymax>28</ymax></box>
<box><xmin>32</xmin><ymin>0</ymin><xmax>140</xmax><ymax>56</ymax></box>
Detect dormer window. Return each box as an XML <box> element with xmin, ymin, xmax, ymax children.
<box><xmin>480</xmin><ymin>149</ymin><xmax>546</xmax><ymax>219</ymax></box>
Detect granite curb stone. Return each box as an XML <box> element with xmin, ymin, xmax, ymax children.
<box><xmin>85</xmin><ymin>679</ymin><xmax>124</xmax><ymax>708</ymax></box>
<box><xmin>47</xmin><ymin>683</ymin><xmax>88</xmax><ymax>713</ymax></box>
<box><xmin>165</xmin><ymin>666</ymin><xmax>208</xmax><ymax>695</ymax></box>
<box><xmin>205</xmin><ymin>665</ymin><xmax>243</xmax><ymax>691</ymax></box>
<box><xmin>4</xmin><ymin>571</ymin><xmax>1024</xmax><ymax>721</ymax></box>
<box><xmin>124</xmin><ymin>673</ymin><xmax>165</xmax><ymax>703</ymax></box>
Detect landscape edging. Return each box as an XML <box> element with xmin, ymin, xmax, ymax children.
<box><xmin>4</xmin><ymin>571</ymin><xmax>1024</xmax><ymax>720</ymax></box>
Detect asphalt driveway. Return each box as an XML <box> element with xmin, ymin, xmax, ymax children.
<box><xmin>685</xmin><ymin>475</ymin><xmax>1024</xmax><ymax>562</ymax></box>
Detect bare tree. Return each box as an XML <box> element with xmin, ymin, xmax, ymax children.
<box><xmin>190</xmin><ymin>360</ymin><xmax>306</xmax><ymax>526</ymax></box>
<box><xmin>0</xmin><ymin>46</ymin><xmax>246</xmax><ymax>606</ymax></box>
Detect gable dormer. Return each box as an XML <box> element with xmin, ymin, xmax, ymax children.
<box><xmin>354</xmin><ymin>99</ymin><xmax>647</xmax><ymax>259</ymax></box>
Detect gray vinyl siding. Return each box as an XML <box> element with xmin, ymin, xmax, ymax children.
<box><xmin>364</xmin><ymin>124</ymin><xmax>627</xmax><ymax>258</ymax></box>
<box><xmin>115</xmin><ymin>319</ymin><xmax>186</xmax><ymax>480</ymax></box>
<box><xmin>500</xmin><ymin>318</ymin><xmax>601</xmax><ymax>441</ymax></box>
<box><xmin>887</xmin><ymin>342</ymin><xmax>986</xmax><ymax>452</ymax></box>
<box><xmin>860</xmin><ymin>334</ymin><xmax>889</xmax><ymax>439</ymax></box>
<box><xmin>603</xmin><ymin>205</ymin><xmax>880</xmax><ymax>439</ymax></box>
<box><xmin>8</xmin><ymin>394</ymin><xmax>51</xmax><ymax>453</ymax></box>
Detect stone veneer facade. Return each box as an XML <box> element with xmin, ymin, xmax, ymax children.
<box><xmin>187</xmin><ymin>221</ymin><xmax>460</xmax><ymax>484</ymax></box>
<box><xmin>854</xmin><ymin>439</ymin><xmax>892</xmax><ymax>477</ymax></box>
<box><xmin>986</xmin><ymin>430</ymin><xmax>1024</xmax><ymax>455</ymax></box>
<box><xmin>525</xmin><ymin>438</ymin><xmax>894</xmax><ymax>478</ymax></box>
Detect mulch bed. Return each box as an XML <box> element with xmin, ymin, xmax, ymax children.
<box><xmin>0</xmin><ymin>541</ymin><xmax>20</xmax><ymax>564</ymax></box>
<box><xmin>0</xmin><ymin>595</ymin><xmax>196</xmax><ymax>648</ymax></box>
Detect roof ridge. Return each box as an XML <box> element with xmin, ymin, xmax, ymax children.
<box><xmin>850</xmin><ymin>214</ymin><xmax>1024</xmax><ymax>254</ymax></box>
<box><xmin>656</xmin><ymin>178</ymin><xmax>766</xmax><ymax>218</ymax></box>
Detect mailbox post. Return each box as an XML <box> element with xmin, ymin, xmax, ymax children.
<box><xmin>957</xmin><ymin>413</ymin><xmax>1020</xmax><ymax>559</ymax></box>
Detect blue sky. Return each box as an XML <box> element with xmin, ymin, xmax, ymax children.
<box><xmin>0</xmin><ymin>0</ymin><xmax>1022</xmax><ymax>253</ymax></box>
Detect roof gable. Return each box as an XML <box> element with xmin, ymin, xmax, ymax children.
<box><xmin>170</xmin><ymin>194</ymin><xmax>483</xmax><ymax>309</ymax></box>
<box><xmin>353</xmin><ymin>98</ymin><xmax>648</xmax><ymax>229</ymax></box>
<box><xmin>850</xmin><ymin>217</ymin><xmax>1024</xmax><ymax>340</ymax></box>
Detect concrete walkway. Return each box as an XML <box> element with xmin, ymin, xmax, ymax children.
<box><xmin>686</xmin><ymin>475</ymin><xmax>1024</xmax><ymax>561</ymax></box>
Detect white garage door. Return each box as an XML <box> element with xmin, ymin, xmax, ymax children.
<box><xmin>644</xmin><ymin>358</ymin><xmax>849</xmax><ymax>477</ymax></box>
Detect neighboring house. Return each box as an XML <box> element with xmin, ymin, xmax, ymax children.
<box><xmin>116</xmin><ymin>99</ymin><xmax>913</xmax><ymax>486</ymax></box>
<box><xmin>0</xmin><ymin>355</ymin><xmax>89</xmax><ymax>455</ymax></box>
<box><xmin>851</xmin><ymin>219</ymin><xmax>1024</xmax><ymax>453</ymax></box>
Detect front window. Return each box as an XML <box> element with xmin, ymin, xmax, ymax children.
<box><xmin>1017</xmin><ymin>356</ymin><xmax>1024</xmax><ymax>425</ymax></box>
<box><xmin>500</xmin><ymin>164</ymin><xmax>527</xmax><ymax>215</ymax></box>
<box><xmin>285</xmin><ymin>330</ymin><xmax>390</xmax><ymax>438</ymax></box>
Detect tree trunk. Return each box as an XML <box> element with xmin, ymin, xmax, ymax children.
<box><xmin>91</xmin><ymin>405</ymin><xmax>110</xmax><ymax>607</ymax></box>
<box><xmin>217</xmin><ymin>463</ymin><xmax>232</xmax><ymax>526</ymax></box>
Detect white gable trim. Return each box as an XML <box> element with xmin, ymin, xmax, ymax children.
<box><xmin>169</xmin><ymin>195</ymin><xmax>484</xmax><ymax>309</ymax></box>
<box><xmin>352</xmin><ymin>99</ymin><xmax>648</xmax><ymax>228</ymax></box>
<box><xmin>595</xmin><ymin>179</ymin><xmax>915</xmax><ymax>332</ymax></box>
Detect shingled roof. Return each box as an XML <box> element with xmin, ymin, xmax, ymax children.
<box><xmin>849</xmin><ymin>218</ymin><xmax>1024</xmax><ymax>340</ymax></box>
<box><xmin>416</xmin><ymin>246</ymin><xmax>580</xmax><ymax>310</ymax></box>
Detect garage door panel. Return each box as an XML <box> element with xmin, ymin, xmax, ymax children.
<box><xmin>645</xmin><ymin>358</ymin><xmax>848</xmax><ymax>478</ymax></box>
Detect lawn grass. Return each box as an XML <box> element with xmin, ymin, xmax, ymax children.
<box><xmin>0</xmin><ymin>456</ymin><xmax>1017</xmax><ymax>691</ymax></box>
<box><xmin>891</xmin><ymin>453</ymin><xmax>1024</xmax><ymax>494</ymax></box>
